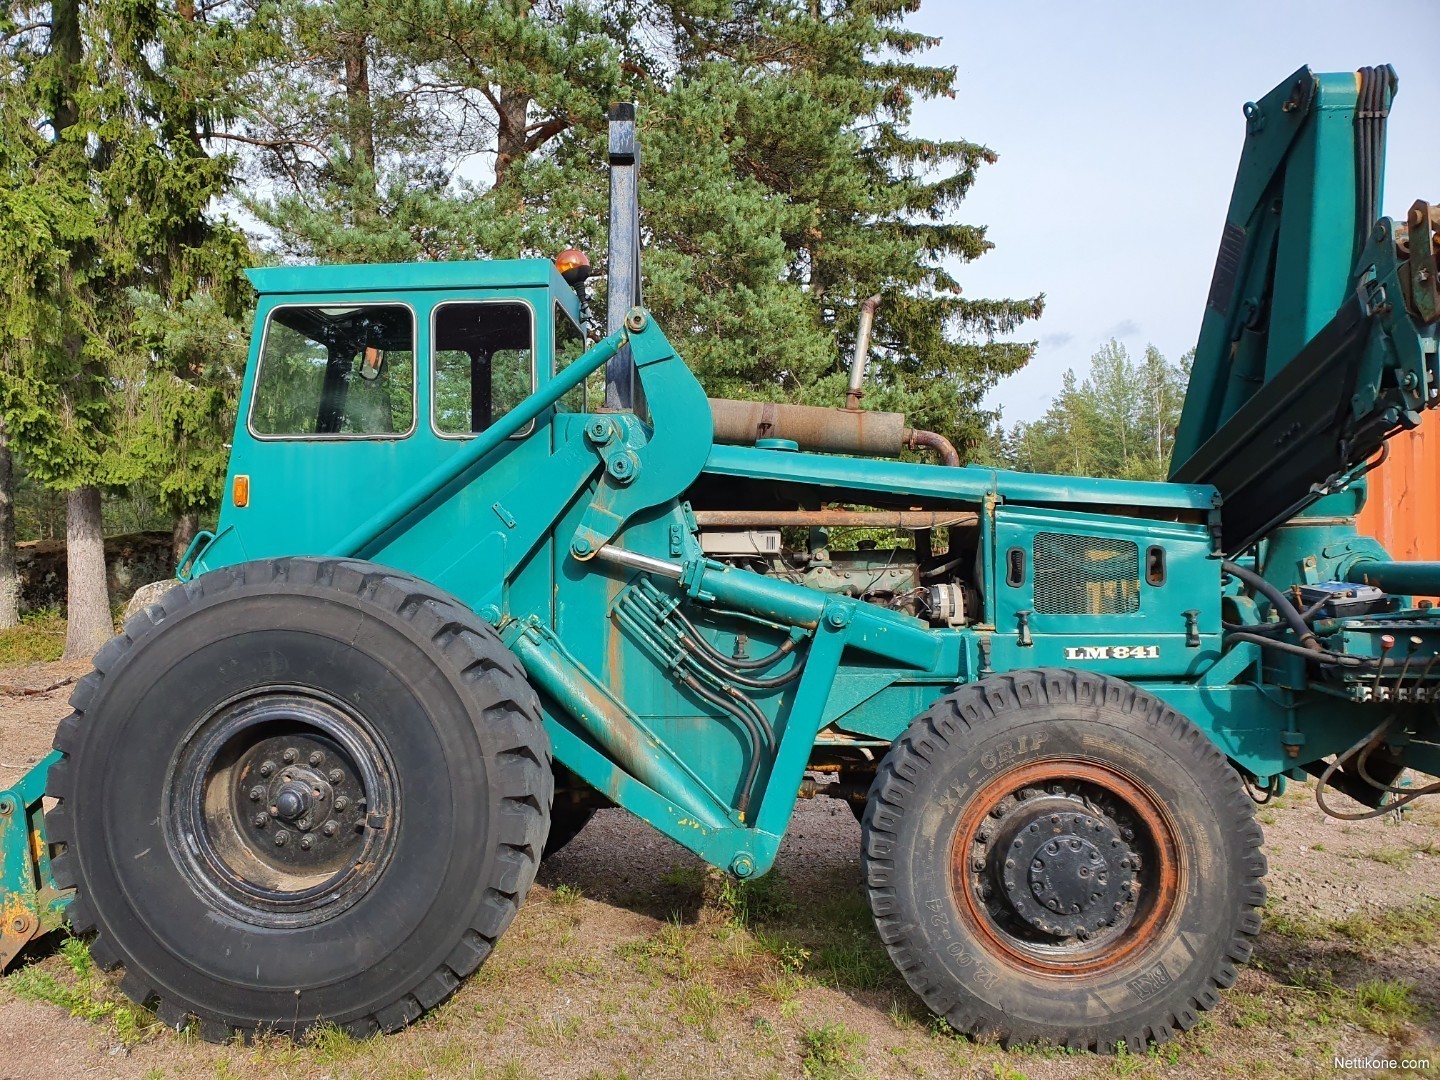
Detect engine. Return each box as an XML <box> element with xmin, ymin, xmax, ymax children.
<box><xmin>697</xmin><ymin>528</ymin><xmax>974</xmax><ymax>627</ymax></box>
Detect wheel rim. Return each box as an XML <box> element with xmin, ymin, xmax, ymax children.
<box><xmin>948</xmin><ymin>758</ymin><xmax>1182</xmax><ymax>976</ymax></box>
<box><xmin>164</xmin><ymin>687</ymin><xmax>400</xmax><ymax>928</ymax></box>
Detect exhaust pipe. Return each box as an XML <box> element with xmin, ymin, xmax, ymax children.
<box><xmin>845</xmin><ymin>295</ymin><xmax>881</xmax><ymax>410</ymax></box>
<box><xmin>606</xmin><ymin>103</ymin><xmax>642</xmax><ymax>411</ymax></box>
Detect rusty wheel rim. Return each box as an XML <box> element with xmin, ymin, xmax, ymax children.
<box><xmin>948</xmin><ymin>758</ymin><xmax>1182</xmax><ymax>977</ymax></box>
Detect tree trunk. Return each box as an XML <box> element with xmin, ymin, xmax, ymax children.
<box><xmin>172</xmin><ymin>512</ymin><xmax>198</xmax><ymax>570</ymax></box>
<box><xmin>0</xmin><ymin>417</ymin><xmax>18</xmax><ymax>629</ymax></box>
<box><xmin>63</xmin><ymin>486</ymin><xmax>112</xmax><ymax>659</ymax></box>
<box><xmin>494</xmin><ymin>87</ymin><xmax>531</xmax><ymax>185</ymax></box>
<box><xmin>341</xmin><ymin>32</ymin><xmax>375</xmax><ymax>172</ymax></box>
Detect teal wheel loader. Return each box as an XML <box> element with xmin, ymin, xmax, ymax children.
<box><xmin>2</xmin><ymin>67</ymin><xmax>1437</xmax><ymax>1053</ymax></box>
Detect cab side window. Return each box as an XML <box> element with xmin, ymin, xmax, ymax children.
<box><xmin>433</xmin><ymin>302</ymin><xmax>534</xmax><ymax>435</ymax></box>
<box><xmin>554</xmin><ymin>306</ymin><xmax>595</xmax><ymax>413</ymax></box>
<box><xmin>249</xmin><ymin>305</ymin><xmax>415</xmax><ymax>437</ymax></box>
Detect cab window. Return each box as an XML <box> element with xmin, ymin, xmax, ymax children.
<box><xmin>555</xmin><ymin>305</ymin><xmax>599</xmax><ymax>412</ymax></box>
<box><xmin>249</xmin><ymin>305</ymin><xmax>415</xmax><ymax>437</ymax></box>
<box><xmin>433</xmin><ymin>301</ymin><xmax>534</xmax><ymax>435</ymax></box>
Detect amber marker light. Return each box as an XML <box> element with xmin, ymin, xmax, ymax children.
<box><xmin>233</xmin><ymin>474</ymin><xmax>250</xmax><ymax>508</ymax></box>
<box><xmin>554</xmin><ymin>248</ymin><xmax>592</xmax><ymax>287</ymax></box>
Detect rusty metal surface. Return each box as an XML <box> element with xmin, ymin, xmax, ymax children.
<box><xmin>948</xmin><ymin>759</ymin><xmax>1182</xmax><ymax>977</ymax></box>
<box><xmin>708</xmin><ymin>398</ymin><xmax>907</xmax><ymax>457</ymax></box>
<box><xmin>1358</xmin><ymin>422</ymin><xmax>1440</xmax><ymax>569</ymax></box>
<box><xmin>846</xmin><ymin>295</ymin><xmax>882</xmax><ymax>410</ymax></box>
<box><xmin>692</xmin><ymin>509</ymin><xmax>978</xmax><ymax>529</ymax></box>
<box><xmin>903</xmin><ymin>428</ymin><xmax>961</xmax><ymax>467</ymax></box>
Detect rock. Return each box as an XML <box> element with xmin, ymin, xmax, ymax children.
<box><xmin>121</xmin><ymin>579</ymin><xmax>181</xmax><ymax>623</ymax></box>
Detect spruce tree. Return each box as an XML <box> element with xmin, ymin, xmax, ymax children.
<box><xmin>0</xmin><ymin>0</ymin><xmax>250</xmax><ymax>653</ymax></box>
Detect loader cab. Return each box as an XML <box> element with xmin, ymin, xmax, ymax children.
<box><xmin>198</xmin><ymin>258</ymin><xmax>589</xmax><ymax>573</ymax></box>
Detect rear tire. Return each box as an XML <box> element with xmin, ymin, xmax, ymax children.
<box><xmin>46</xmin><ymin>558</ymin><xmax>551</xmax><ymax>1041</ymax></box>
<box><xmin>861</xmin><ymin>668</ymin><xmax>1265</xmax><ymax>1053</ymax></box>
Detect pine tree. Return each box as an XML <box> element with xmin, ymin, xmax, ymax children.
<box><xmin>229</xmin><ymin>0</ymin><xmax>1039</xmax><ymax>452</ymax></box>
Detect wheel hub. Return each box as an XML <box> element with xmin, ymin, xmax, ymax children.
<box><xmin>998</xmin><ymin>808</ymin><xmax>1136</xmax><ymax>938</ymax></box>
<box><xmin>166</xmin><ymin>689</ymin><xmax>396</xmax><ymax>928</ymax></box>
<box><xmin>951</xmin><ymin>760</ymin><xmax>1179</xmax><ymax>974</ymax></box>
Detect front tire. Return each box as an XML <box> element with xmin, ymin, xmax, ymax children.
<box><xmin>47</xmin><ymin>558</ymin><xmax>551</xmax><ymax>1041</ymax></box>
<box><xmin>861</xmin><ymin>669</ymin><xmax>1265</xmax><ymax>1053</ymax></box>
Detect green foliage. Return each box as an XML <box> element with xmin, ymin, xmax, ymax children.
<box><xmin>0</xmin><ymin>607</ymin><xmax>66</xmax><ymax>664</ymax></box>
<box><xmin>4</xmin><ymin>937</ymin><xmax>159</xmax><ymax>1045</ymax></box>
<box><xmin>0</xmin><ymin>0</ymin><xmax>252</xmax><ymax>519</ymax></box>
<box><xmin>799</xmin><ymin>1021</ymin><xmax>867</xmax><ymax>1079</ymax></box>
<box><xmin>983</xmin><ymin>341</ymin><xmax>1191</xmax><ymax>481</ymax></box>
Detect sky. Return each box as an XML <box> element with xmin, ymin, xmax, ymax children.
<box><xmin>907</xmin><ymin>0</ymin><xmax>1439</xmax><ymax>426</ymax></box>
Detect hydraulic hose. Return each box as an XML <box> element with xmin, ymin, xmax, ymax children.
<box><xmin>670</xmin><ymin>605</ymin><xmax>800</xmax><ymax>672</ymax></box>
<box><xmin>679</xmin><ymin>672</ymin><xmax>765</xmax><ymax>815</ymax></box>
<box><xmin>678</xmin><ymin>632</ymin><xmax>806</xmax><ymax>689</ymax></box>
<box><xmin>1221</xmin><ymin>560</ymin><xmax>1322</xmax><ymax>651</ymax></box>
<box><xmin>1223</xmin><ymin>631</ymin><xmax>1373</xmax><ymax>667</ymax></box>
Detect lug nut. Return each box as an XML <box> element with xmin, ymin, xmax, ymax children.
<box><xmin>334</xmin><ymin>796</ymin><xmax>349</xmax><ymax>812</ymax></box>
<box><xmin>253</xmin><ymin>813</ymin><xmax>268</xmax><ymax>828</ymax></box>
<box><xmin>323</xmin><ymin>820</ymin><xmax>338</xmax><ymax>837</ymax></box>
<box><xmin>274</xmin><ymin>829</ymin><xmax>289</xmax><ymax>846</ymax></box>
<box><xmin>282</xmin><ymin>748</ymin><xmax>298</xmax><ymax>764</ymax></box>
<box><xmin>249</xmin><ymin>786</ymin><xmax>265</xmax><ymax>802</ymax></box>
<box><xmin>299</xmin><ymin>835</ymin><xmax>313</xmax><ymax>850</ymax></box>
<box><xmin>259</xmin><ymin>761</ymin><xmax>275</xmax><ymax>777</ymax></box>
<box><xmin>308</xmin><ymin>751</ymin><xmax>324</xmax><ymax>766</ymax></box>
<box><xmin>296</xmin><ymin>817</ymin><xmax>312</xmax><ymax>832</ymax></box>
<box><xmin>328</xmin><ymin>769</ymin><xmax>343</xmax><ymax>784</ymax></box>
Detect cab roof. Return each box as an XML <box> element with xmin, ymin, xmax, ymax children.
<box><xmin>244</xmin><ymin>258</ymin><xmax>575</xmax><ymax>297</ymax></box>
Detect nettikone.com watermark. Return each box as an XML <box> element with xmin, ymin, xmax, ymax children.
<box><xmin>1334</xmin><ymin>1054</ymin><xmax>1432</xmax><ymax>1072</ymax></box>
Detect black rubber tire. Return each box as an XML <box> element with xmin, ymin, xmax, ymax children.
<box><xmin>46</xmin><ymin>557</ymin><xmax>551</xmax><ymax>1042</ymax></box>
<box><xmin>861</xmin><ymin>668</ymin><xmax>1266</xmax><ymax>1053</ymax></box>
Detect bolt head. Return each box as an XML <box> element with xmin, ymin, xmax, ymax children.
<box><xmin>308</xmin><ymin>751</ymin><xmax>324</xmax><ymax>766</ymax></box>
<box><xmin>282</xmin><ymin>748</ymin><xmax>298</xmax><ymax>764</ymax></box>
<box><xmin>323</xmin><ymin>820</ymin><xmax>338</xmax><ymax>837</ymax></box>
<box><xmin>334</xmin><ymin>796</ymin><xmax>349</xmax><ymax>812</ymax></box>
<box><xmin>981</xmin><ymin>883</ymin><xmax>994</xmax><ymax>899</ymax></box>
<box><xmin>328</xmin><ymin>769</ymin><xmax>343</xmax><ymax>785</ymax></box>
<box><xmin>1121</xmin><ymin>827</ymin><xmax>1134</xmax><ymax>841</ymax></box>
<box><xmin>249</xmin><ymin>786</ymin><xmax>265</xmax><ymax>802</ymax></box>
<box><xmin>1075</xmin><ymin>927</ymin><xmax>1091</xmax><ymax>941</ymax></box>
<box><xmin>259</xmin><ymin>761</ymin><xmax>274</xmax><ymax>777</ymax></box>
<box><xmin>1005</xmin><ymin>858</ymin><xmax>1015</xmax><ymax>869</ymax></box>
<box><xmin>971</xmin><ymin>858</ymin><xmax>985</xmax><ymax>872</ymax></box>
<box><xmin>299</xmin><ymin>835</ymin><xmax>313</xmax><ymax>851</ymax></box>
<box><xmin>274</xmin><ymin>829</ymin><xmax>289</xmax><ymax>846</ymax></box>
<box><xmin>253</xmin><ymin>813</ymin><xmax>268</xmax><ymax>828</ymax></box>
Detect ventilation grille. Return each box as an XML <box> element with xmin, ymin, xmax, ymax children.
<box><xmin>1032</xmin><ymin>533</ymin><xmax>1140</xmax><ymax>615</ymax></box>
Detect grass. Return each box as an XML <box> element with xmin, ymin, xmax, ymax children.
<box><xmin>1264</xmin><ymin>895</ymin><xmax>1440</xmax><ymax>949</ymax></box>
<box><xmin>4</xmin><ymin>937</ymin><xmax>158</xmax><ymax>1046</ymax></box>
<box><xmin>800</xmin><ymin>1021</ymin><xmax>867</xmax><ymax>1079</ymax></box>
<box><xmin>1364</xmin><ymin>846</ymin><xmax>1415</xmax><ymax>868</ymax></box>
<box><xmin>0</xmin><ymin>608</ymin><xmax>65</xmax><ymax>665</ymax></box>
